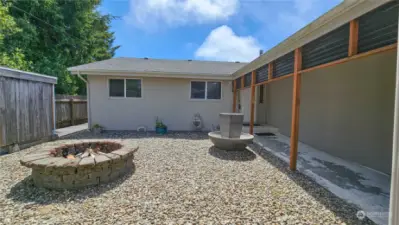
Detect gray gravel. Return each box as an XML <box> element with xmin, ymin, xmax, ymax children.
<box><xmin>0</xmin><ymin>131</ymin><xmax>374</xmax><ymax>224</ymax></box>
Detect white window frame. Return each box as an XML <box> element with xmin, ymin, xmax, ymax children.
<box><xmin>190</xmin><ymin>80</ymin><xmax>222</xmax><ymax>101</ymax></box>
<box><xmin>108</xmin><ymin>77</ymin><xmax>143</xmax><ymax>99</ymax></box>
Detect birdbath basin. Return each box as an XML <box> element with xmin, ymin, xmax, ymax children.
<box><xmin>208</xmin><ymin>113</ymin><xmax>254</xmax><ymax>150</ymax></box>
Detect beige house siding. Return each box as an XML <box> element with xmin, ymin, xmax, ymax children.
<box><xmin>239</xmin><ymin>88</ymin><xmax>251</xmax><ymax>123</ymax></box>
<box><xmin>256</xmin><ymin>85</ymin><xmax>267</xmax><ymax>124</ymax></box>
<box><xmin>262</xmin><ymin>51</ymin><xmax>395</xmax><ymax>174</ymax></box>
<box><xmin>88</xmin><ymin>76</ymin><xmax>232</xmax><ymax>131</ymax></box>
<box><xmin>266</xmin><ymin>77</ymin><xmax>293</xmax><ymax>134</ymax></box>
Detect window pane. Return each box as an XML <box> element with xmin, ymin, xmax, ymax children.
<box><xmin>191</xmin><ymin>81</ymin><xmax>206</xmax><ymax>99</ymax></box>
<box><xmin>109</xmin><ymin>79</ymin><xmax>124</xmax><ymax>97</ymax></box>
<box><xmin>207</xmin><ymin>82</ymin><xmax>221</xmax><ymax>99</ymax></box>
<box><xmin>126</xmin><ymin>79</ymin><xmax>142</xmax><ymax>98</ymax></box>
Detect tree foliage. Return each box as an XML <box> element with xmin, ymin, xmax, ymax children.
<box><xmin>0</xmin><ymin>0</ymin><xmax>119</xmax><ymax>94</ymax></box>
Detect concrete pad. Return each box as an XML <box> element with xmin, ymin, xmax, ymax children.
<box><xmin>254</xmin><ymin>133</ymin><xmax>390</xmax><ymax>225</ymax></box>
<box><xmin>242</xmin><ymin>124</ymin><xmax>279</xmax><ymax>134</ymax></box>
<box><xmin>56</xmin><ymin>123</ymin><xmax>88</xmax><ymax>138</ymax></box>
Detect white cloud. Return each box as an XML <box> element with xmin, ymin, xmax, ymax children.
<box><xmin>125</xmin><ymin>0</ymin><xmax>239</xmax><ymax>29</ymax></box>
<box><xmin>195</xmin><ymin>25</ymin><xmax>261</xmax><ymax>62</ymax></box>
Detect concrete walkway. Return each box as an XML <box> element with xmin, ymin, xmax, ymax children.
<box><xmin>254</xmin><ymin>133</ymin><xmax>391</xmax><ymax>225</ymax></box>
<box><xmin>55</xmin><ymin>123</ymin><xmax>88</xmax><ymax>138</ymax></box>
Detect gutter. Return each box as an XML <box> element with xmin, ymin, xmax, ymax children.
<box><xmin>68</xmin><ymin>69</ymin><xmax>237</xmax><ymax>80</ymax></box>
<box><xmin>76</xmin><ymin>71</ymin><xmax>91</xmax><ymax>129</ymax></box>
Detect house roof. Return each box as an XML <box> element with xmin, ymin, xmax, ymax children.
<box><xmin>68</xmin><ymin>57</ymin><xmax>247</xmax><ymax>79</ymax></box>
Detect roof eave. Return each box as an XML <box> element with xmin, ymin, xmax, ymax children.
<box><xmin>68</xmin><ymin>69</ymin><xmax>234</xmax><ymax>80</ymax></box>
<box><xmin>232</xmin><ymin>0</ymin><xmax>392</xmax><ymax>78</ymax></box>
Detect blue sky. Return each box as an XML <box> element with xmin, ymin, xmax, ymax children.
<box><xmin>99</xmin><ymin>0</ymin><xmax>342</xmax><ymax>62</ymax></box>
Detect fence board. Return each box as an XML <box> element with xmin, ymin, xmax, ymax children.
<box><xmin>0</xmin><ymin>77</ymin><xmax>5</xmax><ymax>146</ymax></box>
<box><xmin>0</xmin><ymin>76</ymin><xmax>55</xmax><ymax>147</ymax></box>
<box><xmin>55</xmin><ymin>97</ymin><xmax>87</xmax><ymax>128</ymax></box>
<box><xmin>0</xmin><ymin>67</ymin><xmax>56</xmax><ymax>151</ymax></box>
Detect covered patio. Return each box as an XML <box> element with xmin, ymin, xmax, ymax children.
<box><xmin>234</xmin><ymin>1</ymin><xmax>398</xmax><ymax>224</ymax></box>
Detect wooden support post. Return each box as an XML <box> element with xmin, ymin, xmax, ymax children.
<box><xmin>349</xmin><ymin>19</ymin><xmax>359</xmax><ymax>57</ymax></box>
<box><xmin>289</xmin><ymin>48</ymin><xmax>302</xmax><ymax>171</ymax></box>
<box><xmin>249</xmin><ymin>71</ymin><xmax>256</xmax><ymax>135</ymax></box>
<box><xmin>268</xmin><ymin>62</ymin><xmax>273</xmax><ymax>80</ymax></box>
<box><xmin>70</xmin><ymin>99</ymin><xmax>75</xmax><ymax>126</ymax></box>
<box><xmin>233</xmin><ymin>80</ymin><xmax>237</xmax><ymax>112</ymax></box>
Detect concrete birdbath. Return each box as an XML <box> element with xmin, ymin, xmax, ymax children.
<box><xmin>20</xmin><ymin>141</ymin><xmax>138</xmax><ymax>190</ymax></box>
<box><xmin>208</xmin><ymin>113</ymin><xmax>254</xmax><ymax>150</ymax></box>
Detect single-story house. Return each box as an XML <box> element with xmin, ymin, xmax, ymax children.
<box><xmin>68</xmin><ymin>58</ymin><xmax>246</xmax><ymax>131</ymax></box>
<box><xmin>69</xmin><ymin>0</ymin><xmax>398</xmax><ymax>175</ymax></box>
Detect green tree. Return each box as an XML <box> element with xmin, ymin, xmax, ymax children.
<box><xmin>1</xmin><ymin>0</ymin><xmax>119</xmax><ymax>94</ymax></box>
<box><xmin>0</xmin><ymin>3</ymin><xmax>30</xmax><ymax>70</ymax></box>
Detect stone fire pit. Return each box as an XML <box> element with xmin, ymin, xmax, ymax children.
<box><xmin>20</xmin><ymin>140</ymin><xmax>138</xmax><ymax>190</ymax></box>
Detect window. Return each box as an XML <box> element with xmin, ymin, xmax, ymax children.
<box><xmin>207</xmin><ymin>82</ymin><xmax>221</xmax><ymax>99</ymax></box>
<box><xmin>191</xmin><ymin>81</ymin><xmax>206</xmax><ymax>99</ymax></box>
<box><xmin>109</xmin><ymin>79</ymin><xmax>124</xmax><ymax>97</ymax></box>
<box><xmin>190</xmin><ymin>81</ymin><xmax>222</xmax><ymax>100</ymax></box>
<box><xmin>126</xmin><ymin>79</ymin><xmax>141</xmax><ymax>98</ymax></box>
<box><xmin>109</xmin><ymin>78</ymin><xmax>142</xmax><ymax>98</ymax></box>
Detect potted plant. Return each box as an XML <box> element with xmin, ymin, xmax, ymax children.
<box><xmin>155</xmin><ymin>117</ymin><xmax>167</xmax><ymax>134</ymax></box>
<box><xmin>92</xmin><ymin>124</ymin><xmax>103</xmax><ymax>134</ymax></box>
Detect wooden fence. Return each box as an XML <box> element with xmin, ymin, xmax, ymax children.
<box><xmin>0</xmin><ymin>66</ymin><xmax>57</xmax><ymax>150</ymax></box>
<box><xmin>55</xmin><ymin>95</ymin><xmax>87</xmax><ymax>128</ymax></box>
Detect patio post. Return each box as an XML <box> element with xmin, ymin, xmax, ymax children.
<box><xmin>289</xmin><ymin>48</ymin><xmax>302</xmax><ymax>171</ymax></box>
<box><xmin>268</xmin><ymin>62</ymin><xmax>273</xmax><ymax>80</ymax></box>
<box><xmin>249</xmin><ymin>71</ymin><xmax>256</xmax><ymax>134</ymax></box>
<box><xmin>348</xmin><ymin>19</ymin><xmax>359</xmax><ymax>57</ymax></box>
<box><xmin>233</xmin><ymin>80</ymin><xmax>237</xmax><ymax>112</ymax></box>
<box><xmin>389</xmin><ymin>14</ymin><xmax>399</xmax><ymax>225</ymax></box>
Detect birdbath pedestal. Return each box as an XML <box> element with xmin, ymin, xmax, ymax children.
<box><xmin>208</xmin><ymin>113</ymin><xmax>254</xmax><ymax>150</ymax></box>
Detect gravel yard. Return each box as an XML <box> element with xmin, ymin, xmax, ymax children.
<box><xmin>0</xmin><ymin>131</ymin><xmax>373</xmax><ymax>224</ymax></box>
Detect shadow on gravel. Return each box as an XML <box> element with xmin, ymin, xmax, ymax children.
<box><xmin>60</xmin><ymin>130</ymin><xmax>209</xmax><ymax>141</ymax></box>
<box><xmin>6</xmin><ymin>164</ymin><xmax>135</xmax><ymax>205</ymax></box>
<box><xmin>250</xmin><ymin>144</ymin><xmax>376</xmax><ymax>225</ymax></box>
<box><xmin>208</xmin><ymin>146</ymin><xmax>256</xmax><ymax>161</ymax></box>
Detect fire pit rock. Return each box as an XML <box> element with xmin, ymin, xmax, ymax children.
<box><xmin>20</xmin><ymin>140</ymin><xmax>138</xmax><ymax>190</ymax></box>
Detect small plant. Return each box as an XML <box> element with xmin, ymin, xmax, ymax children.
<box><xmin>155</xmin><ymin>117</ymin><xmax>167</xmax><ymax>129</ymax></box>
<box><xmin>92</xmin><ymin>124</ymin><xmax>103</xmax><ymax>134</ymax></box>
<box><xmin>92</xmin><ymin>124</ymin><xmax>103</xmax><ymax>129</ymax></box>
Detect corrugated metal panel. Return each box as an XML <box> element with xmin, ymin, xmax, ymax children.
<box><xmin>358</xmin><ymin>1</ymin><xmax>398</xmax><ymax>53</ymax></box>
<box><xmin>302</xmin><ymin>23</ymin><xmax>349</xmax><ymax>69</ymax></box>
<box><xmin>273</xmin><ymin>51</ymin><xmax>294</xmax><ymax>77</ymax></box>
<box><xmin>256</xmin><ymin>64</ymin><xmax>268</xmax><ymax>84</ymax></box>
<box><xmin>244</xmin><ymin>72</ymin><xmax>251</xmax><ymax>87</ymax></box>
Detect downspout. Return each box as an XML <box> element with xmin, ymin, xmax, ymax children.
<box><xmin>76</xmin><ymin>71</ymin><xmax>91</xmax><ymax>129</ymax></box>
<box><xmin>389</xmin><ymin>14</ymin><xmax>399</xmax><ymax>225</ymax></box>
<box><xmin>52</xmin><ymin>83</ymin><xmax>56</xmax><ymax>135</ymax></box>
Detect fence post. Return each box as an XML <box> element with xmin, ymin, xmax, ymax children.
<box><xmin>70</xmin><ymin>98</ymin><xmax>75</xmax><ymax>126</ymax></box>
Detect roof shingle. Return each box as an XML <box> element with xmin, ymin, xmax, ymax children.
<box><xmin>68</xmin><ymin>57</ymin><xmax>247</xmax><ymax>76</ymax></box>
